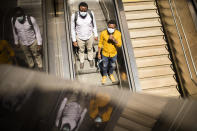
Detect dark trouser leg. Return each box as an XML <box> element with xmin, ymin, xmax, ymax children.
<box><xmin>109</xmin><ymin>55</ymin><xmax>117</xmax><ymax>75</ymax></box>
<box><xmin>102</xmin><ymin>55</ymin><xmax>109</xmax><ymax>76</ymax></box>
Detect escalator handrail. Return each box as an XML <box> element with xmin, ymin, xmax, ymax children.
<box><xmin>100</xmin><ymin>0</ymin><xmax>110</xmax><ymax>21</ymax></box>
<box><xmin>113</xmin><ymin>0</ymin><xmax>141</xmax><ymax>92</ymax></box>
<box><xmin>63</xmin><ymin>0</ymin><xmax>75</xmax><ymax>79</ymax></box>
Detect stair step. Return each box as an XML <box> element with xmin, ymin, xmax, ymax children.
<box><xmin>122</xmin><ymin>0</ymin><xmax>154</xmax><ymax>3</ymax></box>
<box><xmin>117</xmin><ymin>117</ymin><xmax>151</xmax><ymax>131</ymax></box>
<box><xmin>143</xmin><ymin>86</ymin><xmax>180</xmax><ymax>97</ymax></box>
<box><xmin>125</xmin><ymin>10</ymin><xmax>159</xmax><ymax>20</ymax></box>
<box><xmin>131</xmin><ymin>36</ymin><xmax>166</xmax><ymax>48</ymax></box>
<box><xmin>127</xmin><ymin>18</ymin><xmax>161</xmax><ymax>29</ymax></box>
<box><xmin>133</xmin><ymin>45</ymin><xmax>169</xmax><ymax>58</ymax></box>
<box><xmin>136</xmin><ymin>55</ymin><xmax>172</xmax><ymax>68</ymax></box>
<box><xmin>123</xmin><ymin>2</ymin><xmax>156</xmax><ymax>11</ymax></box>
<box><xmin>129</xmin><ymin>27</ymin><xmax>164</xmax><ymax>38</ymax></box>
<box><xmin>121</xmin><ymin>108</ymin><xmax>156</xmax><ymax>128</ymax></box>
<box><xmin>140</xmin><ymin>75</ymin><xmax>177</xmax><ymax>89</ymax></box>
<box><xmin>138</xmin><ymin>65</ymin><xmax>174</xmax><ymax>78</ymax></box>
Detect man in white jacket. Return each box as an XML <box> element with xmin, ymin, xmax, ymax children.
<box><xmin>11</xmin><ymin>7</ymin><xmax>43</xmax><ymax>69</ymax></box>
<box><xmin>71</xmin><ymin>2</ymin><xmax>98</xmax><ymax>69</ymax></box>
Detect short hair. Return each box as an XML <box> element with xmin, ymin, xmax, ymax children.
<box><xmin>107</xmin><ymin>20</ymin><xmax>116</xmax><ymax>26</ymax></box>
<box><xmin>14</xmin><ymin>7</ymin><xmax>25</xmax><ymax>17</ymax></box>
<box><xmin>78</xmin><ymin>2</ymin><xmax>88</xmax><ymax>10</ymax></box>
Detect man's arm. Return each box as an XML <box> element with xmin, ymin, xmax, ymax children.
<box><xmin>71</xmin><ymin>13</ymin><xmax>78</xmax><ymax>47</ymax></box>
<box><xmin>91</xmin><ymin>11</ymin><xmax>98</xmax><ymax>39</ymax></box>
<box><xmin>98</xmin><ymin>32</ymin><xmax>104</xmax><ymax>59</ymax></box>
<box><xmin>115</xmin><ymin>31</ymin><xmax>122</xmax><ymax>47</ymax></box>
<box><xmin>55</xmin><ymin>98</ymin><xmax>67</xmax><ymax>127</ymax></box>
<box><xmin>11</xmin><ymin>18</ymin><xmax>19</xmax><ymax>46</ymax></box>
<box><xmin>31</xmin><ymin>17</ymin><xmax>42</xmax><ymax>46</ymax></box>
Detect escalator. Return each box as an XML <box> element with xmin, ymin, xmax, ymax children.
<box><xmin>68</xmin><ymin>0</ymin><xmax>124</xmax><ymax>89</ymax></box>
<box><xmin>121</xmin><ymin>0</ymin><xmax>180</xmax><ymax>97</ymax></box>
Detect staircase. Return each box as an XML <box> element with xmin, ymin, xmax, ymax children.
<box><xmin>69</xmin><ymin>0</ymin><xmax>120</xmax><ymax>89</ymax></box>
<box><xmin>122</xmin><ymin>0</ymin><xmax>180</xmax><ymax>97</ymax></box>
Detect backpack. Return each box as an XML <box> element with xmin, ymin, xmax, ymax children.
<box><xmin>12</xmin><ymin>15</ymin><xmax>35</xmax><ymax>35</ymax></box>
<box><xmin>74</xmin><ymin>10</ymin><xmax>94</xmax><ymax>27</ymax></box>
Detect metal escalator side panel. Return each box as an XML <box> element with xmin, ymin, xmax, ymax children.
<box><xmin>113</xmin><ymin>0</ymin><xmax>141</xmax><ymax>92</ymax></box>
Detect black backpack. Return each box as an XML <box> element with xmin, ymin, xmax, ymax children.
<box><xmin>74</xmin><ymin>10</ymin><xmax>94</xmax><ymax>27</ymax></box>
<box><xmin>12</xmin><ymin>15</ymin><xmax>35</xmax><ymax>35</ymax></box>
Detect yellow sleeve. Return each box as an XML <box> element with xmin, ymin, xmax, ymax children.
<box><xmin>98</xmin><ymin>31</ymin><xmax>104</xmax><ymax>48</ymax></box>
<box><xmin>101</xmin><ymin>106</ymin><xmax>113</xmax><ymax>122</ymax></box>
<box><xmin>89</xmin><ymin>100</ymin><xmax>98</xmax><ymax>119</ymax></box>
<box><xmin>4</xmin><ymin>41</ymin><xmax>15</xmax><ymax>57</ymax></box>
<box><xmin>115</xmin><ymin>31</ymin><xmax>122</xmax><ymax>48</ymax></box>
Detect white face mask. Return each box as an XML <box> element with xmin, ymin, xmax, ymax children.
<box><xmin>80</xmin><ymin>11</ymin><xmax>87</xmax><ymax>17</ymax></box>
<box><xmin>17</xmin><ymin>16</ymin><xmax>24</xmax><ymax>22</ymax></box>
<box><xmin>107</xmin><ymin>28</ymin><xmax>115</xmax><ymax>34</ymax></box>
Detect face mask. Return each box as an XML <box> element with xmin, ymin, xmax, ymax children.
<box><xmin>107</xmin><ymin>28</ymin><xmax>115</xmax><ymax>34</ymax></box>
<box><xmin>80</xmin><ymin>11</ymin><xmax>87</xmax><ymax>17</ymax></box>
<box><xmin>17</xmin><ymin>16</ymin><xmax>24</xmax><ymax>22</ymax></box>
<box><xmin>95</xmin><ymin>116</ymin><xmax>102</xmax><ymax>123</ymax></box>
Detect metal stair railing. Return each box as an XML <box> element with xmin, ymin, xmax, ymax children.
<box><xmin>155</xmin><ymin>0</ymin><xmax>186</xmax><ymax>97</ymax></box>
<box><xmin>169</xmin><ymin>0</ymin><xmax>197</xmax><ymax>82</ymax></box>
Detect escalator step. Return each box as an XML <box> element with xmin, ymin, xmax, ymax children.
<box><xmin>76</xmin><ymin>60</ymin><xmax>97</xmax><ymax>74</ymax></box>
<box><xmin>77</xmin><ymin>72</ymin><xmax>119</xmax><ymax>87</ymax></box>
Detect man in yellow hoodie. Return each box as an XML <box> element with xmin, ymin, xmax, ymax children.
<box><xmin>0</xmin><ymin>40</ymin><xmax>15</xmax><ymax>64</ymax></box>
<box><xmin>98</xmin><ymin>20</ymin><xmax>122</xmax><ymax>84</ymax></box>
<box><xmin>89</xmin><ymin>93</ymin><xmax>113</xmax><ymax>130</ymax></box>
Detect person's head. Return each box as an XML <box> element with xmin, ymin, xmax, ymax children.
<box><xmin>14</xmin><ymin>7</ymin><xmax>25</xmax><ymax>23</ymax></box>
<box><xmin>61</xmin><ymin>123</ymin><xmax>71</xmax><ymax>131</ymax></box>
<box><xmin>78</xmin><ymin>2</ymin><xmax>88</xmax><ymax>17</ymax></box>
<box><xmin>107</xmin><ymin>20</ymin><xmax>117</xmax><ymax>34</ymax></box>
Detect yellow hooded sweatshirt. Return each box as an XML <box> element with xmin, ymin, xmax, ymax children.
<box><xmin>89</xmin><ymin>93</ymin><xmax>113</xmax><ymax>122</ymax></box>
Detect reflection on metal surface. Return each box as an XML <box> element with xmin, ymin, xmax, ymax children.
<box><xmin>1</xmin><ymin>65</ymin><xmax>197</xmax><ymax>131</ymax></box>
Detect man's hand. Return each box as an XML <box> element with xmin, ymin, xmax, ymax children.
<box><xmin>37</xmin><ymin>45</ymin><xmax>42</xmax><ymax>51</ymax></box>
<box><xmin>94</xmin><ymin>37</ymin><xmax>98</xmax><ymax>41</ymax></box>
<box><xmin>109</xmin><ymin>35</ymin><xmax>116</xmax><ymax>42</ymax></box>
<box><xmin>97</xmin><ymin>53</ymin><xmax>101</xmax><ymax>59</ymax></box>
<box><xmin>109</xmin><ymin>35</ymin><xmax>117</xmax><ymax>44</ymax></box>
<box><xmin>73</xmin><ymin>41</ymin><xmax>78</xmax><ymax>47</ymax></box>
